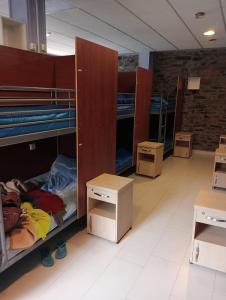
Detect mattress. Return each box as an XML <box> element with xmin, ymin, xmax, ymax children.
<box><xmin>117</xmin><ymin>104</ymin><xmax>134</xmax><ymax>117</ymax></box>
<box><xmin>116</xmin><ymin>148</ymin><xmax>133</xmax><ymax>173</ymax></box>
<box><xmin>151</xmin><ymin>96</ymin><xmax>175</xmax><ymax>113</ymax></box>
<box><xmin>117</xmin><ymin>93</ymin><xmax>135</xmax><ymax>104</ymax></box>
<box><xmin>0</xmin><ymin>104</ymin><xmax>76</xmax><ymax>138</ymax></box>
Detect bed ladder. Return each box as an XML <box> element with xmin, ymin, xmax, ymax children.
<box><xmin>158</xmin><ymin>95</ymin><xmax>167</xmax><ymax>144</ymax></box>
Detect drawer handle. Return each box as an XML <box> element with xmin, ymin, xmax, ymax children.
<box><xmin>205</xmin><ymin>216</ymin><xmax>226</xmax><ymax>222</ymax></box>
<box><xmin>142</xmin><ymin>148</ymin><xmax>149</xmax><ymax>152</ymax></box>
<box><xmin>195</xmin><ymin>244</ymin><xmax>199</xmax><ymax>262</ymax></box>
<box><xmin>93</xmin><ymin>191</ymin><xmax>110</xmax><ymax>198</ymax></box>
<box><xmin>89</xmin><ymin>215</ymin><xmax>92</xmax><ymax>232</ymax></box>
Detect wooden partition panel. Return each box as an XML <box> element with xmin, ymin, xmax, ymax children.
<box><xmin>133</xmin><ymin>67</ymin><xmax>152</xmax><ymax>164</ymax></box>
<box><xmin>54</xmin><ymin>55</ymin><xmax>75</xmax><ymax>89</ymax></box>
<box><xmin>0</xmin><ymin>45</ymin><xmax>55</xmax><ymax>87</ymax></box>
<box><xmin>76</xmin><ymin>37</ymin><xmax>118</xmax><ymax>218</ymax></box>
<box><xmin>118</xmin><ymin>72</ymin><xmax>136</xmax><ymax>92</ymax></box>
<box><xmin>0</xmin><ymin>139</ymin><xmax>57</xmax><ymax>182</ymax></box>
<box><xmin>174</xmin><ymin>76</ymin><xmax>185</xmax><ymax>135</ymax></box>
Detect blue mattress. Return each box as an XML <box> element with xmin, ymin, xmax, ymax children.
<box><xmin>117</xmin><ymin>93</ymin><xmax>135</xmax><ymax>104</ymax></box>
<box><xmin>117</xmin><ymin>93</ymin><xmax>135</xmax><ymax>117</ymax></box>
<box><xmin>0</xmin><ymin>104</ymin><xmax>76</xmax><ymax>138</ymax></box>
<box><xmin>151</xmin><ymin>96</ymin><xmax>175</xmax><ymax>114</ymax></box>
<box><xmin>116</xmin><ymin>148</ymin><xmax>133</xmax><ymax>173</ymax></box>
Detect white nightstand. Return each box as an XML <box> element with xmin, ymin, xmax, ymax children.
<box><xmin>213</xmin><ymin>148</ymin><xmax>226</xmax><ymax>189</ymax></box>
<box><xmin>86</xmin><ymin>173</ymin><xmax>133</xmax><ymax>243</ymax></box>
<box><xmin>190</xmin><ymin>190</ymin><xmax>226</xmax><ymax>272</ymax></box>
<box><xmin>174</xmin><ymin>132</ymin><xmax>193</xmax><ymax>158</ymax></box>
<box><xmin>136</xmin><ymin>141</ymin><xmax>163</xmax><ymax>178</ymax></box>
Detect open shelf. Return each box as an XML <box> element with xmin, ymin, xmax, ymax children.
<box><xmin>89</xmin><ymin>201</ymin><xmax>116</xmax><ymax>220</ymax></box>
<box><xmin>138</xmin><ymin>153</ymin><xmax>155</xmax><ymax>163</ymax></box>
<box><xmin>215</xmin><ymin>162</ymin><xmax>226</xmax><ymax>173</ymax></box>
<box><xmin>195</xmin><ymin>224</ymin><xmax>226</xmax><ymax>247</ymax></box>
<box><xmin>175</xmin><ymin>140</ymin><xmax>189</xmax><ymax>147</ymax></box>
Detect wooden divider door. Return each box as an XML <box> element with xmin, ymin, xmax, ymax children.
<box><xmin>133</xmin><ymin>67</ymin><xmax>152</xmax><ymax>164</ymax></box>
<box><xmin>76</xmin><ymin>37</ymin><xmax>118</xmax><ymax>218</ymax></box>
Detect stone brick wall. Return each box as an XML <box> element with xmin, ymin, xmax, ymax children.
<box><xmin>153</xmin><ymin>48</ymin><xmax>226</xmax><ymax>151</ymax></box>
<box><xmin>118</xmin><ymin>54</ymin><xmax>138</xmax><ymax>72</ymax></box>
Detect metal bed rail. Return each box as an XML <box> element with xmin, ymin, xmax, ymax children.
<box><xmin>0</xmin><ymin>86</ymin><xmax>76</xmax><ymax>148</ymax></box>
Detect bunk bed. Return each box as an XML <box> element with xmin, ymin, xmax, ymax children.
<box><xmin>0</xmin><ymin>37</ymin><xmax>118</xmax><ymax>274</ymax></box>
<box><xmin>149</xmin><ymin>94</ymin><xmax>176</xmax><ymax>155</ymax></box>
<box><xmin>0</xmin><ymin>85</ymin><xmax>77</xmax><ymax>267</ymax></box>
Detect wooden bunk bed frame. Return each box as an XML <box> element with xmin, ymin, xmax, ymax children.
<box><xmin>0</xmin><ymin>37</ymin><xmax>118</xmax><ymax>273</ymax></box>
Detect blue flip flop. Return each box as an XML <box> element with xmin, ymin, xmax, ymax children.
<box><xmin>40</xmin><ymin>247</ymin><xmax>54</xmax><ymax>267</ymax></box>
<box><xmin>55</xmin><ymin>240</ymin><xmax>67</xmax><ymax>259</ymax></box>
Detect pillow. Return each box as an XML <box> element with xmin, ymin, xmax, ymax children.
<box><xmin>43</xmin><ymin>155</ymin><xmax>76</xmax><ymax>194</ymax></box>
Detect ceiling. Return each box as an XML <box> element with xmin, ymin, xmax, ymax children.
<box><xmin>1</xmin><ymin>0</ymin><xmax>226</xmax><ymax>55</ymax></box>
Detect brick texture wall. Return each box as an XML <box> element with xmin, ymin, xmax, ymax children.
<box><xmin>153</xmin><ymin>48</ymin><xmax>226</xmax><ymax>151</ymax></box>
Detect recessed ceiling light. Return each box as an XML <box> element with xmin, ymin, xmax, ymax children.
<box><xmin>203</xmin><ymin>30</ymin><xmax>215</xmax><ymax>36</ymax></box>
<box><xmin>46</xmin><ymin>32</ymin><xmax>52</xmax><ymax>37</ymax></box>
<box><xmin>195</xmin><ymin>12</ymin><xmax>205</xmax><ymax>19</ymax></box>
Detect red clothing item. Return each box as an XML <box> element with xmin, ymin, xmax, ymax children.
<box><xmin>27</xmin><ymin>189</ymin><xmax>64</xmax><ymax>214</ymax></box>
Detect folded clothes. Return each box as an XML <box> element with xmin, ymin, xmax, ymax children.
<box><xmin>27</xmin><ymin>189</ymin><xmax>65</xmax><ymax>214</ymax></box>
<box><xmin>21</xmin><ymin>202</ymin><xmax>51</xmax><ymax>240</ymax></box>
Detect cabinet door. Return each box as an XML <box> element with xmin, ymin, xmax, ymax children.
<box><xmin>213</xmin><ymin>173</ymin><xmax>226</xmax><ymax>188</ymax></box>
<box><xmin>192</xmin><ymin>240</ymin><xmax>226</xmax><ymax>272</ymax></box>
<box><xmin>137</xmin><ymin>160</ymin><xmax>155</xmax><ymax>177</ymax></box>
<box><xmin>88</xmin><ymin>213</ymin><xmax>116</xmax><ymax>242</ymax></box>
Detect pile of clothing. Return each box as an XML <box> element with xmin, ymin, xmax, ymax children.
<box><xmin>0</xmin><ymin>154</ymin><xmax>76</xmax><ymax>251</ymax></box>
<box><xmin>0</xmin><ymin>179</ymin><xmax>65</xmax><ymax>251</ymax></box>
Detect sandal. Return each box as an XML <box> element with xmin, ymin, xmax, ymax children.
<box><xmin>40</xmin><ymin>247</ymin><xmax>54</xmax><ymax>267</ymax></box>
<box><xmin>55</xmin><ymin>240</ymin><xmax>67</xmax><ymax>259</ymax></box>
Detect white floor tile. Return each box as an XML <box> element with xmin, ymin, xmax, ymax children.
<box><xmin>117</xmin><ymin>227</ymin><xmax>161</xmax><ymax>266</ymax></box>
<box><xmin>171</xmin><ymin>263</ymin><xmax>215</xmax><ymax>300</ymax></box>
<box><xmin>82</xmin><ymin>258</ymin><xmax>142</xmax><ymax>300</ymax></box>
<box><xmin>152</xmin><ymin>228</ymin><xmax>191</xmax><ymax>263</ymax></box>
<box><xmin>213</xmin><ymin>271</ymin><xmax>226</xmax><ymax>296</ymax></box>
<box><xmin>212</xmin><ymin>292</ymin><xmax>226</xmax><ymax>300</ymax></box>
<box><xmin>127</xmin><ymin>256</ymin><xmax>180</xmax><ymax>300</ymax></box>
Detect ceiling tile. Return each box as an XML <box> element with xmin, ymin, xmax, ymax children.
<box><xmin>50</xmin><ymin>8</ymin><xmax>151</xmax><ymax>53</ymax></box>
<box><xmin>117</xmin><ymin>0</ymin><xmax>201</xmax><ymax>50</ymax></box>
<box><xmin>69</xmin><ymin>0</ymin><xmax>175</xmax><ymax>50</ymax></box>
<box><xmin>169</xmin><ymin>0</ymin><xmax>226</xmax><ymax>48</ymax></box>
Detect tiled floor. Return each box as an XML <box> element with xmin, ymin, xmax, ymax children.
<box><xmin>1</xmin><ymin>151</ymin><xmax>226</xmax><ymax>300</ymax></box>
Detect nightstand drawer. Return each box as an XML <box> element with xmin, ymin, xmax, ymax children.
<box><xmin>215</xmin><ymin>155</ymin><xmax>226</xmax><ymax>163</ymax></box>
<box><xmin>175</xmin><ymin>135</ymin><xmax>191</xmax><ymax>141</ymax></box>
<box><xmin>196</xmin><ymin>208</ymin><xmax>226</xmax><ymax>229</ymax></box>
<box><xmin>138</xmin><ymin>146</ymin><xmax>154</xmax><ymax>155</ymax></box>
<box><xmin>87</xmin><ymin>187</ymin><xmax>116</xmax><ymax>204</ymax></box>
